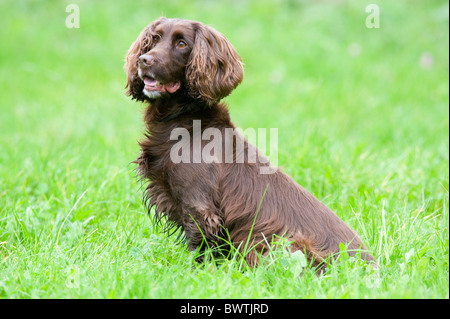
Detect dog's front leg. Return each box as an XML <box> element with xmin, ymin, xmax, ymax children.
<box><xmin>180</xmin><ymin>205</ymin><xmax>226</xmax><ymax>261</ymax></box>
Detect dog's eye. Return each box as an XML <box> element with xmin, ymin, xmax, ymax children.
<box><xmin>152</xmin><ymin>35</ymin><xmax>160</xmax><ymax>42</ymax></box>
<box><xmin>177</xmin><ymin>40</ymin><xmax>187</xmax><ymax>48</ymax></box>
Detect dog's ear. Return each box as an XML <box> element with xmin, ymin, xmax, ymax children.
<box><xmin>186</xmin><ymin>24</ymin><xmax>244</xmax><ymax>106</ymax></box>
<box><xmin>124</xmin><ymin>18</ymin><xmax>166</xmax><ymax>101</ymax></box>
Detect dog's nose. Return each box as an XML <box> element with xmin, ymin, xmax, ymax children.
<box><xmin>139</xmin><ymin>54</ymin><xmax>154</xmax><ymax>66</ymax></box>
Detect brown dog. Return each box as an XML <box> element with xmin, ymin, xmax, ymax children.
<box><xmin>124</xmin><ymin>17</ymin><xmax>374</xmax><ymax>270</ymax></box>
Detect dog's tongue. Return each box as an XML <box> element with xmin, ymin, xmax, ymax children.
<box><xmin>144</xmin><ymin>78</ymin><xmax>180</xmax><ymax>93</ymax></box>
<box><xmin>144</xmin><ymin>77</ymin><xmax>158</xmax><ymax>87</ymax></box>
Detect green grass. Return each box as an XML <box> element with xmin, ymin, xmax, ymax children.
<box><xmin>0</xmin><ymin>0</ymin><xmax>448</xmax><ymax>298</ymax></box>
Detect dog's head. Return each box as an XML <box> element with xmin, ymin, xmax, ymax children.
<box><xmin>124</xmin><ymin>17</ymin><xmax>244</xmax><ymax>105</ymax></box>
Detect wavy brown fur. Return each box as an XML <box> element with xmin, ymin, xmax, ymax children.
<box><xmin>124</xmin><ymin>17</ymin><xmax>374</xmax><ymax>272</ymax></box>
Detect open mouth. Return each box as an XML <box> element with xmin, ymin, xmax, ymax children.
<box><xmin>143</xmin><ymin>76</ymin><xmax>180</xmax><ymax>94</ymax></box>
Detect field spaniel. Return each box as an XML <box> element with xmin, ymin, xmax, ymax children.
<box><xmin>124</xmin><ymin>17</ymin><xmax>374</xmax><ymax>271</ymax></box>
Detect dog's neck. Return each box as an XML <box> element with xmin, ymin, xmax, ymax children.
<box><xmin>143</xmin><ymin>93</ymin><xmax>231</xmax><ymax>127</ymax></box>
<box><xmin>144</xmin><ymin>92</ymin><xmax>200</xmax><ymax>123</ymax></box>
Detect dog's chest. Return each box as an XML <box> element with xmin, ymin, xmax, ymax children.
<box><xmin>136</xmin><ymin>134</ymin><xmax>184</xmax><ymax>221</ymax></box>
